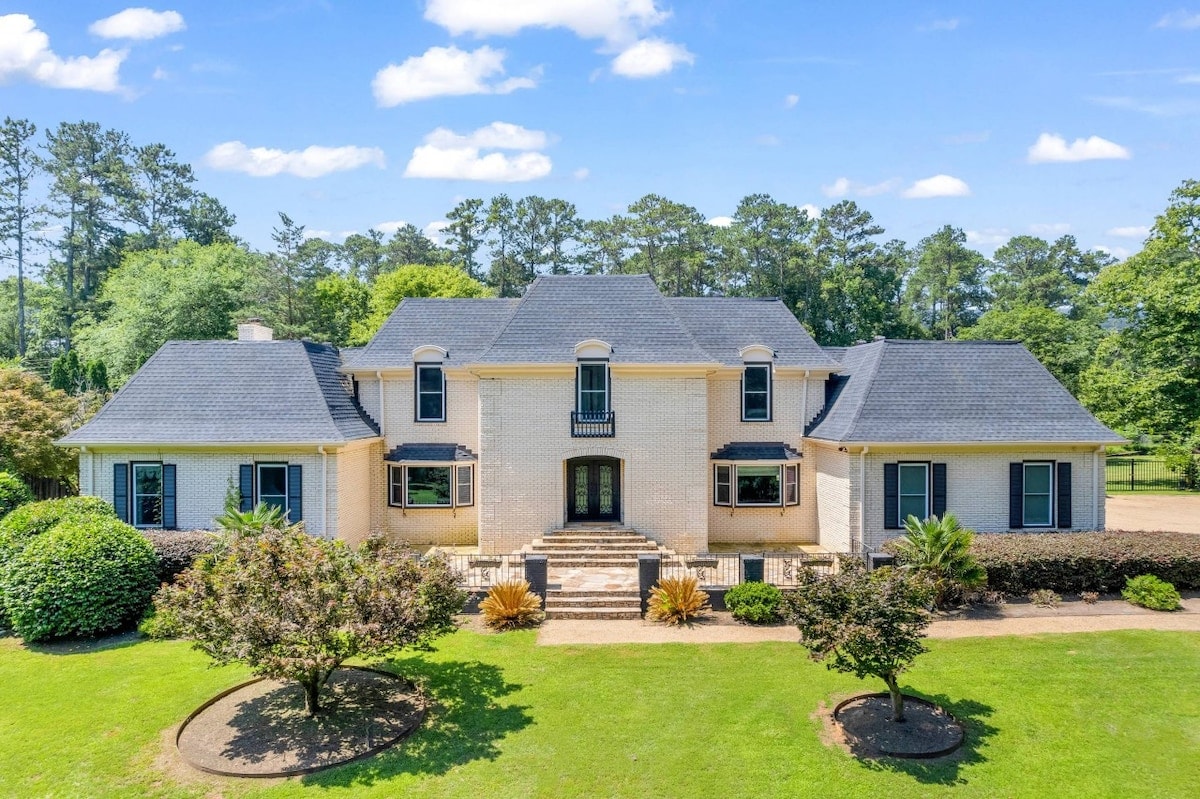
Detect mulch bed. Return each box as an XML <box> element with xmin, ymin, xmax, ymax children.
<box><xmin>830</xmin><ymin>693</ymin><xmax>964</xmax><ymax>759</ymax></box>
<box><xmin>175</xmin><ymin>667</ymin><xmax>425</xmax><ymax>778</ymax></box>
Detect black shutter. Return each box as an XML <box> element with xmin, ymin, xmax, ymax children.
<box><xmin>931</xmin><ymin>463</ymin><xmax>947</xmax><ymax>517</ymax></box>
<box><xmin>287</xmin><ymin>464</ymin><xmax>303</xmax><ymax>523</ymax></box>
<box><xmin>1057</xmin><ymin>462</ymin><xmax>1072</xmax><ymax>529</ymax></box>
<box><xmin>162</xmin><ymin>464</ymin><xmax>176</xmax><ymax>530</ymax></box>
<box><xmin>883</xmin><ymin>463</ymin><xmax>899</xmax><ymax>529</ymax></box>
<box><xmin>239</xmin><ymin>464</ymin><xmax>254</xmax><ymax>512</ymax></box>
<box><xmin>113</xmin><ymin>463</ymin><xmax>129</xmax><ymax>523</ymax></box>
<box><xmin>1009</xmin><ymin>463</ymin><xmax>1024</xmax><ymax>529</ymax></box>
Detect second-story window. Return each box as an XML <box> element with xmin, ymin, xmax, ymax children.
<box><xmin>742</xmin><ymin>364</ymin><xmax>771</xmax><ymax>421</ymax></box>
<box><xmin>416</xmin><ymin>364</ymin><xmax>445</xmax><ymax>422</ymax></box>
<box><xmin>578</xmin><ymin>361</ymin><xmax>609</xmax><ymax>417</ymax></box>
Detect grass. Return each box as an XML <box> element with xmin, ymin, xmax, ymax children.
<box><xmin>1</xmin><ymin>629</ymin><xmax>1198</xmax><ymax>798</ymax></box>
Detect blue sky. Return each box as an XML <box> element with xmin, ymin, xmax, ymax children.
<box><xmin>3</xmin><ymin>1</ymin><xmax>1198</xmax><ymax>261</ymax></box>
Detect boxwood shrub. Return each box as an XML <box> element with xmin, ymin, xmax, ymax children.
<box><xmin>725</xmin><ymin>580</ymin><xmax>785</xmax><ymax>624</ymax></box>
<box><xmin>142</xmin><ymin>530</ymin><xmax>219</xmax><ymax>585</ymax></box>
<box><xmin>968</xmin><ymin>531</ymin><xmax>1200</xmax><ymax>595</ymax></box>
<box><xmin>1122</xmin><ymin>574</ymin><xmax>1182</xmax><ymax>611</ymax></box>
<box><xmin>1</xmin><ymin>516</ymin><xmax>158</xmax><ymax>642</ymax></box>
<box><xmin>0</xmin><ymin>472</ymin><xmax>33</xmax><ymax>519</ymax></box>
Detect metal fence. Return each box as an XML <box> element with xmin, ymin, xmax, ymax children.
<box><xmin>762</xmin><ymin>552</ymin><xmax>843</xmax><ymax>585</ymax></box>
<box><xmin>432</xmin><ymin>552</ymin><xmax>527</xmax><ymax>589</ymax></box>
<box><xmin>1106</xmin><ymin>456</ymin><xmax>1199</xmax><ymax>492</ymax></box>
<box><xmin>660</xmin><ymin>553</ymin><xmax>742</xmax><ymax>586</ymax></box>
<box><xmin>660</xmin><ymin>551</ymin><xmax>863</xmax><ymax>588</ymax></box>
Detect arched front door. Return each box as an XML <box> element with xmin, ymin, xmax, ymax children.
<box><xmin>566</xmin><ymin>457</ymin><xmax>621</xmax><ymax>523</ymax></box>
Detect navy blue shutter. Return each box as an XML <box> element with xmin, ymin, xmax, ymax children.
<box><xmin>1009</xmin><ymin>463</ymin><xmax>1024</xmax><ymax>529</ymax></box>
<box><xmin>239</xmin><ymin>465</ymin><xmax>254</xmax><ymax>512</ymax></box>
<box><xmin>113</xmin><ymin>463</ymin><xmax>129</xmax><ymax>523</ymax></box>
<box><xmin>883</xmin><ymin>463</ymin><xmax>899</xmax><ymax>529</ymax></box>
<box><xmin>287</xmin><ymin>464</ymin><xmax>303</xmax><ymax>523</ymax></box>
<box><xmin>162</xmin><ymin>464</ymin><xmax>176</xmax><ymax>529</ymax></box>
<box><xmin>1056</xmin><ymin>462</ymin><xmax>1072</xmax><ymax>528</ymax></box>
<box><xmin>931</xmin><ymin>463</ymin><xmax>947</xmax><ymax>517</ymax></box>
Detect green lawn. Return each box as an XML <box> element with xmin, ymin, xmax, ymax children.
<box><xmin>1</xmin><ymin>629</ymin><xmax>1198</xmax><ymax>798</ymax></box>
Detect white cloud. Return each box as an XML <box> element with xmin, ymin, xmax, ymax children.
<box><xmin>784</xmin><ymin>93</ymin><xmax>799</xmax><ymax>108</ymax></box>
<box><xmin>151</xmin><ymin>66</ymin><xmax>168</xmax><ymax>80</ymax></box>
<box><xmin>372</xmin><ymin>45</ymin><xmax>536</xmax><ymax>106</ymax></box>
<box><xmin>403</xmin><ymin>122</ymin><xmax>553</xmax><ymax>182</ymax></box>
<box><xmin>1027</xmin><ymin>133</ymin><xmax>1131</xmax><ymax>163</ymax></box>
<box><xmin>203</xmin><ymin>141</ymin><xmax>386</xmax><ymax>178</ymax></box>
<box><xmin>1107</xmin><ymin>225</ymin><xmax>1150</xmax><ymax>237</ymax></box>
<box><xmin>303</xmin><ymin>229</ymin><xmax>332</xmax><ymax>241</ymax></box>
<box><xmin>375</xmin><ymin>220</ymin><xmax>408</xmax><ymax>234</ymax></box>
<box><xmin>611</xmin><ymin>38</ymin><xmax>693</xmax><ymax>77</ymax></box>
<box><xmin>1093</xmin><ymin>244</ymin><xmax>1131</xmax><ymax>259</ymax></box>
<box><xmin>573</xmin><ymin>167</ymin><xmax>590</xmax><ymax>180</ymax></box>
<box><xmin>424</xmin><ymin>221</ymin><xmax>450</xmax><ymax>245</ymax></box>
<box><xmin>425</xmin><ymin>0</ymin><xmax>669</xmax><ymax>43</ymax></box>
<box><xmin>1030</xmin><ymin>222</ymin><xmax>1071</xmax><ymax>236</ymax></box>
<box><xmin>1090</xmin><ymin>95</ymin><xmax>1200</xmax><ymax>116</ymax></box>
<box><xmin>800</xmin><ymin>203</ymin><xmax>821</xmax><ymax>219</ymax></box>
<box><xmin>1155</xmin><ymin>10</ymin><xmax>1200</xmax><ymax>29</ymax></box>
<box><xmin>902</xmin><ymin>174</ymin><xmax>971</xmax><ymax>199</ymax></box>
<box><xmin>0</xmin><ymin>14</ymin><xmax>127</xmax><ymax>92</ymax></box>
<box><xmin>821</xmin><ymin>177</ymin><xmax>851</xmax><ymax>198</ymax></box>
<box><xmin>821</xmin><ymin>176</ymin><xmax>900</xmax><ymax>198</ymax></box>
<box><xmin>919</xmin><ymin>18</ymin><xmax>960</xmax><ymax>32</ymax></box>
<box><xmin>966</xmin><ymin>228</ymin><xmax>1011</xmax><ymax>246</ymax></box>
<box><xmin>707</xmin><ymin>216</ymin><xmax>733</xmax><ymax>227</ymax></box>
<box><xmin>89</xmin><ymin>8</ymin><xmax>185</xmax><ymax>40</ymax></box>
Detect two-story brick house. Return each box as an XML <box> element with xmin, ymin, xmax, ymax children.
<box><xmin>60</xmin><ymin>274</ymin><xmax>1122</xmax><ymax>554</ymax></box>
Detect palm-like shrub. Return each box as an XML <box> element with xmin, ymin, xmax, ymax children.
<box><xmin>479</xmin><ymin>579</ymin><xmax>544</xmax><ymax>630</ymax></box>
<box><xmin>647</xmin><ymin>574</ymin><xmax>710</xmax><ymax>625</ymax></box>
<box><xmin>214</xmin><ymin>502</ymin><xmax>289</xmax><ymax>535</ymax></box>
<box><xmin>891</xmin><ymin>513</ymin><xmax>986</xmax><ymax>607</ymax></box>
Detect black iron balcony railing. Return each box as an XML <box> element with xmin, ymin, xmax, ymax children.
<box><xmin>570</xmin><ymin>410</ymin><xmax>616</xmax><ymax>438</ymax></box>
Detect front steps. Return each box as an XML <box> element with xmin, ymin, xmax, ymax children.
<box><xmin>524</xmin><ymin>525</ymin><xmax>671</xmax><ymax>568</ymax></box>
<box><xmin>543</xmin><ymin>589</ymin><xmax>641</xmax><ymax>620</ymax></box>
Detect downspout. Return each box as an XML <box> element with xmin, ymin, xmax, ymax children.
<box><xmin>800</xmin><ymin>370</ymin><xmax>810</xmax><ymax>429</ymax></box>
<box><xmin>1093</xmin><ymin>447</ymin><xmax>1101</xmax><ymax>530</ymax></box>
<box><xmin>318</xmin><ymin>446</ymin><xmax>329</xmax><ymax>538</ymax></box>
<box><xmin>80</xmin><ymin>446</ymin><xmax>90</xmax><ymax>495</ymax></box>
<box><xmin>858</xmin><ymin>446</ymin><xmax>869</xmax><ymax>553</ymax></box>
<box><xmin>376</xmin><ymin>371</ymin><xmax>385</xmax><ymax>432</ymax></box>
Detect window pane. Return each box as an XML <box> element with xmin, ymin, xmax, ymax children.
<box><xmin>134</xmin><ymin>465</ymin><xmax>161</xmax><ymax>496</ymax></box>
<box><xmin>744</xmin><ymin>366</ymin><xmax>768</xmax><ymax>392</ymax></box>
<box><xmin>898</xmin><ymin>464</ymin><xmax>927</xmax><ymax>495</ymax></box>
<box><xmin>580</xmin><ymin>363</ymin><xmax>606</xmax><ymax>391</ymax></box>
<box><xmin>137</xmin><ymin>495</ymin><xmax>162</xmax><ymax>527</ymax></box>
<box><xmin>1024</xmin><ymin>494</ymin><xmax>1052</xmax><ymax>526</ymax></box>
<box><xmin>736</xmin><ymin>465</ymin><xmax>780</xmax><ymax>505</ymax></box>
<box><xmin>899</xmin><ymin>495</ymin><xmax>927</xmax><ymax>522</ymax></box>
<box><xmin>258</xmin><ymin>465</ymin><xmax>286</xmax><ymax>496</ymax></box>
<box><xmin>786</xmin><ymin>464</ymin><xmax>799</xmax><ymax>504</ymax></box>
<box><xmin>580</xmin><ymin>391</ymin><xmax>607</xmax><ymax>414</ymax></box>
<box><xmin>419</xmin><ymin>392</ymin><xmax>444</xmax><ymax>420</ymax></box>
<box><xmin>715</xmin><ymin>465</ymin><xmax>731</xmax><ymax>505</ymax></box>
<box><xmin>407</xmin><ymin>467</ymin><xmax>451</xmax><ymax>506</ymax></box>
<box><xmin>743</xmin><ymin>393</ymin><xmax>768</xmax><ymax>420</ymax></box>
<box><xmin>389</xmin><ymin>467</ymin><xmax>404</xmax><ymax>505</ymax></box>
<box><xmin>1024</xmin><ymin>464</ymin><xmax>1051</xmax><ymax>494</ymax></box>
<box><xmin>418</xmin><ymin>366</ymin><xmax>442</xmax><ymax>392</ymax></box>
<box><xmin>456</xmin><ymin>466</ymin><xmax>472</xmax><ymax>506</ymax></box>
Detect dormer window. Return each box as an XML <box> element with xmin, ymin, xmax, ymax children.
<box><xmin>416</xmin><ymin>364</ymin><xmax>445</xmax><ymax>422</ymax></box>
<box><xmin>578</xmin><ymin>362</ymin><xmax>609</xmax><ymax>416</ymax></box>
<box><xmin>740</xmin><ymin>344</ymin><xmax>774</xmax><ymax>422</ymax></box>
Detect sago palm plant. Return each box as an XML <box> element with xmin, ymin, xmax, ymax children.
<box><xmin>893</xmin><ymin>513</ymin><xmax>987</xmax><ymax>607</ymax></box>
<box><xmin>647</xmin><ymin>574</ymin><xmax>711</xmax><ymax>625</ymax></box>
<box><xmin>479</xmin><ymin>579</ymin><xmax>544</xmax><ymax>630</ymax></box>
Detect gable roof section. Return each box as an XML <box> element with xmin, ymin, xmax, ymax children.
<box><xmin>711</xmin><ymin>442</ymin><xmax>802</xmax><ymax>461</ymax></box>
<box><xmin>347</xmin><ymin>298</ymin><xmax>520</xmax><ymax>369</ymax></box>
<box><xmin>668</xmin><ymin>297</ymin><xmax>839</xmax><ymax>368</ymax></box>
<box><xmin>60</xmin><ymin>340</ymin><xmax>379</xmax><ymax>446</ymax></box>
<box><xmin>806</xmin><ymin>339</ymin><xmax>1123</xmax><ymax>444</ymax></box>
<box><xmin>384</xmin><ymin>443</ymin><xmax>477</xmax><ymax>462</ymax></box>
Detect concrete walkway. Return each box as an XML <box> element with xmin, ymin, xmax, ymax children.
<box><xmin>536</xmin><ymin>596</ymin><xmax>1200</xmax><ymax>645</ymax></box>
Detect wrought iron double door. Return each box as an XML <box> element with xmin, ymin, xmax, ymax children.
<box><xmin>567</xmin><ymin>457</ymin><xmax>620</xmax><ymax>522</ymax></box>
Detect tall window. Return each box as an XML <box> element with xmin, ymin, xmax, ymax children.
<box><xmin>132</xmin><ymin>463</ymin><xmax>162</xmax><ymax>528</ymax></box>
<box><xmin>715</xmin><ymin>464</ymin><xmax>800</xmax><ymax>507</ymax></box>
<box><xmin>257</xmin><ymin>463</ymin><xmax>288</xmax><ymax>514</ymax></box>
<box><xmin>742</xmin><ymin>364</ymin><xmax>771</xmax><ymax>421</ymax></box>
<box><xmin>389</xmin><ymin>465</ymin><xmax>473</xmax><ymax>508</ymax></box>
<box><xmin>714</xmin><ymin>464</ymin><xmax>732</xmax><ymax>505</ymax></box>
<box><xmin>416</xmin><ymin>364</ymin><xmax>445</xmax><ymax>422</ymax></box>
<box><xmin>1023</xmin><ymin>462</ymin><xmax>1053</xmax><ymax>527</ymax></box>
<box><xmin>578</xmin><ymin>361</ymin><xmax>609</xmax><ymax>416</ymax></box>
<box><xmin>897</xmin><ymin>462</ymin><xmax>929</xmax><ymax>522</ymax></box>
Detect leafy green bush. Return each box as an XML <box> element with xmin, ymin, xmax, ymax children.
<box><xmin>1122</xmin><ymin>574</ymin><xmax>1182</xmax><ymax>611</ymax></box>
<box><xmin>141</xmin><ymin>530</ymin><xmax>219</xmax><ymax>585</ymax></box>
<box><xmin>969</xmin><ymin>531</ymin><xmax>1200</xmax><ymax>594</ymax></box>
<box><xmin>725</xmin><ymin>581</ymin><xmax>784</xmax><ymax>624</ymax></box>
<box><xmin>889</xmin><ymin>513</ymin><xmax>987</xmax><ymax>607</ymax></box>
<box><xmin>0</xmin><ymin>473</ymin><xmax>33</xmax><ymax>519</ymax></box>
<box><xmin>2</xmin><ymin>517</ymin><xmax>158</xmax><ymax>641</ymax></box>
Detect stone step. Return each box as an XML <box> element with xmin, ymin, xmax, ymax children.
<box><xmin>530</xmin><ymin>542</ymin><xmax>658</xmax><ymax>552</ymax></box>
<box><xmin>543</xmin><ymin>556</ymin><xmax>644</xmax><ymax>567</ymax></box>
<box><xmin>547</xmin><ymin>589</ymin><xmax>640</xmax><ymax>599</ymax></box>
<box><xmin>545</xmin><ymin>596</ymin><xmax>641</xmax><ymax>609</ymax></box>
<box><xmin>548</xmin><ymin>528</ymin><xmax>641</xmax><ymax>537</ymax></box>
<box><xmin>538</xmin><ymin>534</ymin><xmax>653</xmax><ymax>543</ymax></box>
<box><xmin>545</xmin><ymin>607</ymin><xmax>642</xmax><ymax>621</ymax></box>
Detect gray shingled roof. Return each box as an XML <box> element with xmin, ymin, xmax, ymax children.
<box><xmin>806</xmin><ymin>339</ymin><xmax>1123</xmax><ymax>444</ymax></box>
<box><xmin>347</xmin><ymin>298</ymin><xmax>520</xmax><ymax>369</ymax></box>
<box><xmin>669</xmin><ymin>298</ymin><xmax>840</xmax><ymax>368</ymax></box>
<box><xmin>384</xmin><ymin>443</ymin><xmax>477</xmax><ymax>462</ymax></box>
<box><xmin>60</xmin><ymin>341</ymin><xmax>379</xmax><ymax>446</ymax></box>
<box><xmin>711</xmin><ymin>442</ymin><xmax>802</xmax><ymax>460</ymax></box>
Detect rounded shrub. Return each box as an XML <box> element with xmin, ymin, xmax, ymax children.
<box><xmin>0</xmin><ymin>473</ymin><xmax>33</xmax><ymax>519</ymax></box>
<box><xmin>2</xmin><ymin>516</ymin><xmax>159</xmax><ymax>642</ymax></box>
<box><xmin>0</xmin><ymin>495</ymin><xmax>117</xmax><ymax>563</ymax></box>
<box><xmin>725</xmin><ymin>581</ymin><xmax>785</xmax><ymax>624</ymax></box>
<box><xmin>1122</xmin><ymin>574</ymin><xmax>1182</xmax><ymax>611</ymax></box>
<box><xmin>141</xmin><ymin>530</ymin><xmax>219</xmax><ymax>585</ymax></box>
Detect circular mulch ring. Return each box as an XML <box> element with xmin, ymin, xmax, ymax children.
<box><xmin>832</xmin><ymin>693</ymin><xmax>964</xmax><ymax>759</ymax></box>
<box><xmin>176</xmin><ymin>667</ymin><xmax>425</xmax><ymax>778</ymax></box>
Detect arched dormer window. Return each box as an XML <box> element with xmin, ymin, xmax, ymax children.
<box><xmin>574</xmin><ymin>339</ymin><xmax>613</xmax><ymax>359</ymax></box>
<box><xmin>739</xmin><ymin>344</ymin><xmax>774</xmax><ymax>422</ymax></box>
<box><xmin>412</xmin><ymin>345</ymin><xmax>447</xmax><ymax>422</ymax></box>
<box><xmin>572</xmin><ymin>340</ymin><xmax>615</xmax><ymax>437</ymax></box>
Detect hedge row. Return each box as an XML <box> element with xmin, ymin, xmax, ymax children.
<box><xmin>969</xmin><ymin>531</ymin><xmax>1200</xmax><ymax>595</ymax></box>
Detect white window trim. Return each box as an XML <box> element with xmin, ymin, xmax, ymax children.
<box><xmin>712</xmin><ymin>461</ymin><xmax>801</xmax><ymax>508</ymax></box>
<box><xmin>897</xmin><ymin>462</ymin><xmax>930</xmax><ymax>523</ymax></box>
<box><xmin>714</xmin><ymin>464</ymin><xmax>732</xmax><ymax>506</ymax></box>
<box><xmin>131</xmin><ymin>461</ymin><xmax>163</xmax><ymax>529</ymax></box>
<box><xmin>256</xmin><ymin>462</ymin><xmax>289</xmax><ymax>514</ymax></box>
<box><xmin>741</xmin><ymin>364</ymin><xmax>772</xmax><ymax>422</ymax></box>
<box><xmin>1023</xmin><ymin>461</ymin><xmax>1055</xmax><ymax>528</ymax></box>
<box><xmin>415</xmin><ymin>363</ymin><xmax>446</xmax><ymax>423</ymax></box>
<box><xmin>785</xmin><ymin>463</ymin><xmax>799</xmax><ymax>506</ymax></box>
<box><xmin>577</xmin><ymin>360</ymin><xmax>610</xmax><ymax>416</ymax></box>
<box><xmin>389</xmin><ymin>463</ymin><xmax>473</xmax><ymax>509</ymax></box>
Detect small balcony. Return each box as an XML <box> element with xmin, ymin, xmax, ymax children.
<box><xmin>571</xmin><ymin>410</ymin><xmax>616</xmax><ymax>438</ymax></box>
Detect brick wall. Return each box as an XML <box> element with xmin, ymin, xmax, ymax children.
<box><xmin>813</xmin><ymin>444</ymin><xmax>853</xmax><ymax>552</ymax></box>
<box><xmin>335</xmin><ymin>440</ymin><xmax>378</xmax><ymax>546</ymax></box>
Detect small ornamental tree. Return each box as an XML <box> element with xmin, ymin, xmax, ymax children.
<box><xmin>154</xmin><ymin>527</ymin><xmax>465</xmax><ymax>715</ymax></box>
<box><xmin>784</xmin><ymin>563</ymin><xmax>935</xmax><ymax>723</ymax></box>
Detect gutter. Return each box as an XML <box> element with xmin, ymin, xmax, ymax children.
<box><xmin>859</xmin><ymin>446</ymin><xmax>869</xmax><ymax>553</ymax></box>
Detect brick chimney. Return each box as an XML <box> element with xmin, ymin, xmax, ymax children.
<box><xmin>237</xmin><ymin>319</ymin><xmax>273</xmax><ymax>341</ymax></box>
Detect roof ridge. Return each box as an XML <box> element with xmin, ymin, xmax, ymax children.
<box><xmin>837</xmin><ymin>339</ymin><xmax>889</xmax><ymax>440</ymax></box>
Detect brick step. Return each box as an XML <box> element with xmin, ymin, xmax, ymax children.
<box><xmin>548</xmin><ymin>528</ymin><xmax>641</xmax><ymax>537</ymax></box>
<box><xmin>545</xmin><ymin>607</ymin><xmax>642</xmax><ymax>620</ymax></box>
<box><xmin>539</xmin><ymin>534</ymin><xmax>652</xmax><ymax>543</ymax></box>
<box><xmin>545</xmin><ymin>596</ymin><xmax>641</xmax><ymax>609</ymax></box>
<box><xmin>531</xmin><ymin>543</ymin><xmax>658</xmax><ymax>552</ymax></box>
<box><xmin>543</xmin><ymin>556</ymin><xmax>644</xmax><ymax>566</ymax></box>
<box><xmin>547</xmin><ymin>589</ymin><xmax>640</xmax><ymax>599</ymax></box>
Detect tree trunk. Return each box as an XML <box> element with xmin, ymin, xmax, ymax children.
<box><xmin>883</xmin><ymin>673</ymin><xmax>905</xmax><ymax>722</ymax></box>
<box><xmin>302</xmin><ymin>676</ymin><xmax>321</xmax><ymax>716</ymax></box>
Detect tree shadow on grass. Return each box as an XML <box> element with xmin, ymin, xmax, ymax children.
<box><xmin>856</xmin><ymin>692</ymin><xmax>998</xmax><ymax>786</ymax></box>
<box><xmin>22</xmin><ymin>629</ymin><xmax>146</xmax><ymax>656</ymax></box>
<box><xmin>300</xmin><ymin>656</ymin><xmax>531</xmax><ymax>789</ymax></box>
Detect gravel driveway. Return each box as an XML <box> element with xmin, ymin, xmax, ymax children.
<box><xmin>1106</xmin><ymin>494</ymin><xmax>1200</xmax><ymax>534</ymax></box>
